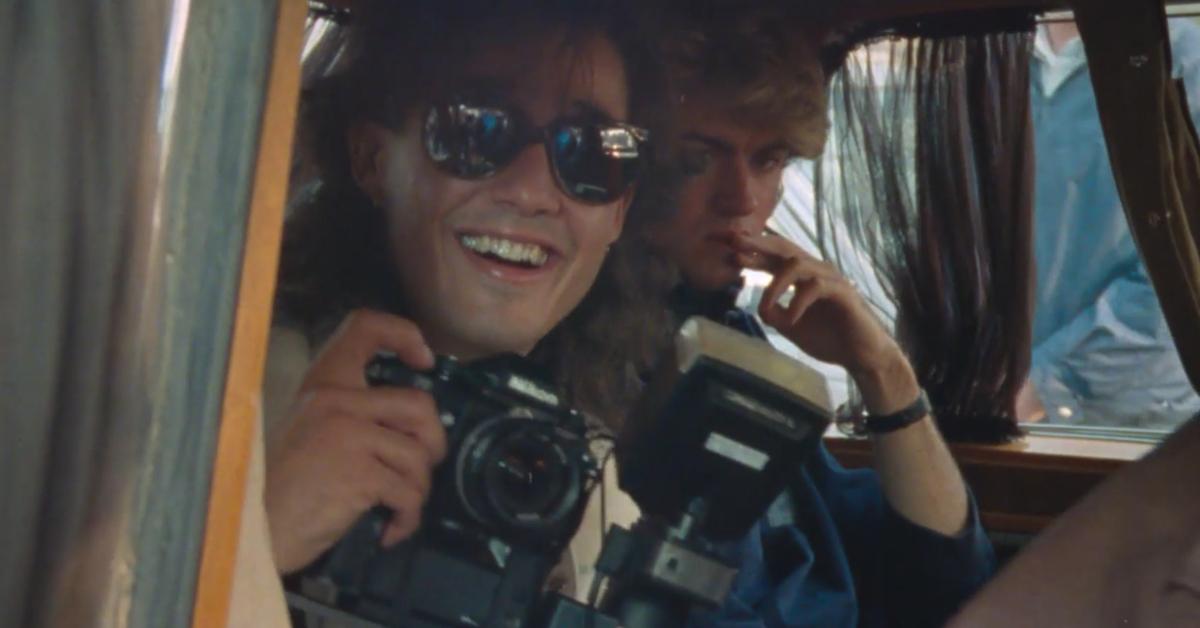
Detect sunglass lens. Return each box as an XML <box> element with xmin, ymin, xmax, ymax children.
<box><xmin>424</xmin><ymin>104</ymin><xmax>518</xmax><ymax>178</ymax></box>
<box><xmin>549</xmin><ymin>124</ymin><xmax>642</xmax><ymax>204</ymax></box>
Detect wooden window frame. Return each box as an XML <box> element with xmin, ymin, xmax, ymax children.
<box><xmin>190</xmin><ymin>1</ymin><xmax>306</xmax><ymax>626</ymax></box>
<box><xmin>824</xmin><ymin>432</ymin><xmax>1151</xmax><ymax>534</ymax></box>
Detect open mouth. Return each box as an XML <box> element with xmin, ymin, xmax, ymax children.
<box><xmin>459</xmin><ymin>233</ymin><xmax>552</xmax><ymax>269</ymax></box>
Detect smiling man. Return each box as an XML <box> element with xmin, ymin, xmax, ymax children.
<box><xmin>258</xmin><ymin>0</ymin><xmax>671</xmax><ymax>580</ymax></box>
<box><xmin>652</xmin><ymin>5</ymin><xmax>997</xmax><ymax>627</ymax></box>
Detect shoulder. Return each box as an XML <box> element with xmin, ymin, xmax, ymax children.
<box><xmin>1169</xmin><ymin>20</ymin><xmax>1200</xmax><ymax>77</ymax></box>
<box><xmin>262</xmin><ymin>326</ymin><xmax>317</xmax><ymax>445</ymax></box>
<box><xmin>1169</xmin><ymin>18</ymin><xmax>1200</xmax><ymax>47</ymax></box>
<box><xmin>227</xmin><ymin>417</ymin><xmax>291</xmax><ymax>627</ymax></box>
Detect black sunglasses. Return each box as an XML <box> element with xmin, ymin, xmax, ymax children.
<box><xmin>422</xmin><ymin>101</ymin><xmax>650</xmax><ymax>205</ymax></box>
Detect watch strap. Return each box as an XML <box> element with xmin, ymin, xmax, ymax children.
<box><xmin>864</xmin><ymin>389</ymin><xmax>931</xmax><ymax>434</ymax></box>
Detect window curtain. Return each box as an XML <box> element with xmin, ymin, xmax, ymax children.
<box><xmin>816</xmin><ymin>14</ymin><xmax>1036</xmax><ymax>442</ymax></box>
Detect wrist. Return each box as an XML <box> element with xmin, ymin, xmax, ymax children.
<box><xmin>849</xmin><ymin>348</ymin><xmax>921</xmax><ymax>415</ymax></box>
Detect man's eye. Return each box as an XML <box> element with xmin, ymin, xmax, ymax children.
<box><xmin>754</xmin><ymin>151</ymin><xmax>792</xmax><ymax>173</ymax></box>
<box><xmin>680</xmin><ymin>150</ymin><xmax>712</xmax><ymax>177</ymax></box>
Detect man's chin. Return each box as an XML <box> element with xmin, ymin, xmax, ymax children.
<box><xmin>684</xmin><ymin>263</ymin><xmax>742</xmax><ymax>292</ymax></box>
<box><xmin>453</xmin><ymin>318</ymin><xmax>548</xmax><ymax>360</ymax></box>
<box><xmin>411</xmin><ymin>310</ymin><xmax>537</xmax><ymax>361</ymax></box>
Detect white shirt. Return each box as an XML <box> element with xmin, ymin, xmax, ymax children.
<box><xmin>1034</xmin><ymin>25</ymin><xmax>1089</xmax><ymax>98</ymax></box>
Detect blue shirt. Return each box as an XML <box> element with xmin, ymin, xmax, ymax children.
<box><xmin>1029</xmin><ymin>22</ymin><xmax>1200</xmax><ymax>428</ymax></box>
<box><xmin>677</xmin><ymin>303</ymin><xmax>996</xmax><ymax>628</ymax></box>
<box><xmin>690</xmin><ymin>447</ymin><xmax>994</xmax><ymax>628</ymax></box>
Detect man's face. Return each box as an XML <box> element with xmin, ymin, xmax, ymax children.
<box><xmin>354</xmin><ymin>33</ymin><xmax>631</xmax><ymax>359</ymax></box>
<box><xmin>655</xmin><ymin>100</ymin><xmax>793</xmax><ymax>291</ymax></box>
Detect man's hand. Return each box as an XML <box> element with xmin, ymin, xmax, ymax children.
<box><xmin>264</xmin><ymin>309</ymin><xmax>448</xmax><ymax>574</ymax></box>
<box><xmin>736</xmin><ymin>234</ymin><xmax>969</xmax><ymax>534</ymax></box>
<box><xmin>733</xmin><ymin>233</ymin><xmax>919</xmax><ymax>414</ymax></box>
<box><xmin>736</xmin><ymin>234</ymin><xmax>970</xmax><ymax>535</ymax></box>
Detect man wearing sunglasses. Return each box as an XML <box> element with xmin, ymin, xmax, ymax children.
<box><xmin>649</xmin><ymin>6</ymin><xmax>996</xmax><ymax>628</ymax></box>
<box><xmin>255</xmin><ymin>0</ymin><xmax>670</xmax><ymax>592</ymax></box>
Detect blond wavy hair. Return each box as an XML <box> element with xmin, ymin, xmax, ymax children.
<box><xmin>659</xmin><ymin>3</ymin><xmax>831</xmax><ymax>158</ymax></box>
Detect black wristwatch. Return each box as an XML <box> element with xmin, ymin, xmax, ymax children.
<box><xmin>864</xmin><ymin>389</ymin><xmax>932</xmax><ymax>434</ymax></box>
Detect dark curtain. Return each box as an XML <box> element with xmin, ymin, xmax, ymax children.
<box><xmin>816</xmin><ymin>18</ymin><xmax>1035</xmax><ymax>442</ymax></box>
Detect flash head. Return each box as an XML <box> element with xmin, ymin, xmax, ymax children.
<box><xmin>617</xmin><ymin>316</ymin><xmax>833</xmax><ymax>542</ymax></box>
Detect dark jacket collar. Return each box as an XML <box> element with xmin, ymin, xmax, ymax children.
<box><xmin>669</xmin><ymin>280</ymin><xmax>744</xmax><ymax>323</ymax></box>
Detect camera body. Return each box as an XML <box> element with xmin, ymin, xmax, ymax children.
<box><xmin>288</xmin><ymin>317</ymin><xmax>833</xmax><ymax>628</ymax></box>
<box><xmin>292</xmin><ymin>353</ymin><xmax>601</xmax><ymax>628</ymax></box>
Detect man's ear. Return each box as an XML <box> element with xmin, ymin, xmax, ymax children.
<box><xmin>347</xmin><ymin>121</ymin><xmax>390</xmax><ymax>205</ymax></box>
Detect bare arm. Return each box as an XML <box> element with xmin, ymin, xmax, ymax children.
<box><xmin>852</xmin><ymin>353</ymin><xmax>968</xmax><ymax>535</ymax></box>
<box><xmin>737</xmin><ymin>233</ymin><xmax>969</xmax><ymax>536</ymax></box>
<box><xmin>228</xmin><ymin>416</ymin><xmax>291</xmax><ymax>628</ymax></box>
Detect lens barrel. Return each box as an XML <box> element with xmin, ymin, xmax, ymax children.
<box><xmin>455</xmin><ymin>414</ymin><xmax>587</xmax><ymax>540</ymax></box>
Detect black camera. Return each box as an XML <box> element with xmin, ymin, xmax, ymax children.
<box><xmin>289</xmin><ymin>353</ymin><xmax>601</xmax><ymax>628</ymax></box>
<box><xmin>288</xmin><ymin>317</ymin><xmax>833</xmax><ymax>628</ymax></box>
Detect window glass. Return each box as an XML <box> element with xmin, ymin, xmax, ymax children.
<box><xmin>772</xmin><ymin>13</ymin><xmax>1200</xmax><ymax>438</ymax></box>
<box><xmin>1023</xmin><ymin>13</ymin><xmax>1200</xmax><ymax>434</ymax></box>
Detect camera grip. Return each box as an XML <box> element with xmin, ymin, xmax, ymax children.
<box><xmin>348</xmin><ymin>355</ymin><xmax>439</xmax><ymax>550</ymax></box>
<box><xmin>365</xmin><ymin>353</ymin><xmax>437</xmax><ymax>392</ymax></box>
<box><xmin>318</xmin><ymin>505</ymin><xmax>392</xmax><ymax>590</ymax></box>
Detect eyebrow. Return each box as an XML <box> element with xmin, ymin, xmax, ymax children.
<box><xmin>681</xmin><ymin>132</ymin><xmax>736</xmax><ymax>154</ymax></box>
<box><xmin>447</xmin><ymin>82</ymin><xmax>618</xmax><ymax>122</ymax></box>
<box><xmin>449</xmin><ymin>76</ymin><xmax>519</xmax><ymax>101</ymax></box>
<box><xmin>681</xmin><ymin>133</ymin><xmax>795</xmax><ymax>157</ymax></box>
<box><xmin>568</xmin><ymin>99</ymin><xmax>617</xmax><ymax>121</ymax></box>
<box><xmin>755</xmin><ymin>141</ymin><xmax>799</xmax><ymax>159</ymax></box>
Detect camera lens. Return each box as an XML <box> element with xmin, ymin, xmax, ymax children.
<box><xmin>456</xmin><ymin>416</ymin><xmax>584</xmax><ymax>539</ymax></box>
<box><xmin>485</xmin><ymin>429</ymin><xmax>570</xmax><ymax>521</ymax></box>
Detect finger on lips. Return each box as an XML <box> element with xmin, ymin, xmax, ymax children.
<box><xmin>734</xmin><ymin>251</ymin><xmax>770</xmax><ymax>271</ymax></box>
<box><xmin>734</xmin><ymin>232</ymin><xmax>814</xmax><ymax>260</ymax></box>
<box><xmin>732</xmin><ymin>239</ymin><xmax>788</xmax><ymax>272</ymax></box>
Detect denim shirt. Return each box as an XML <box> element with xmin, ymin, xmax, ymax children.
<box><xmin>688</xmin><ymin>446</ymin><xmax>994</xmax><ymax>628</ymax></box>
<box><xmin>1029</xmin><ymin>21</ymin><xmax>1200</xmax><ymax>428</ymax></box>
<box><xmin>673</xmin><ymin>292</ymin><xmax>996</xmax><ymax>628</ymax></box>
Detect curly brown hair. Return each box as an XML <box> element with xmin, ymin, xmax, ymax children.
<box><xmin>657</xmin><ymin>0</ymin><xmax>831</xmax><ymax>159</ymax></box>
<box><xmin>276</xmin><ymin>0</ymin><xmax>678</xmax><ymax>424</ymax></box>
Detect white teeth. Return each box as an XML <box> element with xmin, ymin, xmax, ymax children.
<box><xmin>460</xmin><ymin>234</ymin><xmax>550</xmax><ymax>266</ymax></box>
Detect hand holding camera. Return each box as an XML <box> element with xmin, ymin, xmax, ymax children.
<box><xmin>265</xmin><ymin>309</ymin><xmax>448</xmax><ymax>574</ymax></box>
<box><xmin>287</xmin><ymin>339</ymin><xmax>600</xmax><ymax>628</ymax></box>
<box><xmin>284</xmin><ymin>316</ymin><xmax>833</xmax><ymax>628</ymax></box>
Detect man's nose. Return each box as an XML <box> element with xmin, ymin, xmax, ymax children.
<box><xmin>714</xmin><ymin>159</ymin><xmax>765</xmax><ymax>218</ymax></box>
<box><xmin>488</xmin><ymin>142</ymin><xmax>562</xmax><ymax>215</ymax></box>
